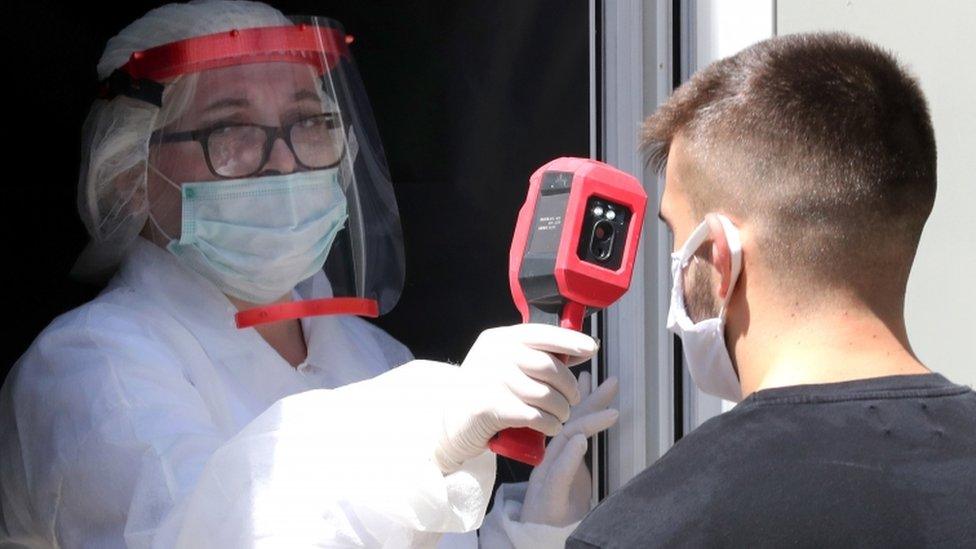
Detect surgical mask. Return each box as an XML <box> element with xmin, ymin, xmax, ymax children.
<box><xmin>666</xmin><ymin>214</ymin><xmax>743</xmax><ymax>402</ymax></box>
<box><xmin>148</xmin><ymin>165</ymin><xmax>348</xmax><ymax>304</ymax></box>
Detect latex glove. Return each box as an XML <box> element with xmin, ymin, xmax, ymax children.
<box><xmin>434</xmin><ymin>324</ymin><xmax>598</xmax><ymax>475</ymax></box>
<box><xmin>519</xmin><ymin>371</ymin><xmax>619</xmax><ymax>527</ymax></box>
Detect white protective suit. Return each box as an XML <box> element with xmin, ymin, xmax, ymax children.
<box><xmin>0</xmin><ymin>238</ymin><xmax>578</xmax><ymax>548</ymax></box>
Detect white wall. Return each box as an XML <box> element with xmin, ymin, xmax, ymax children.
<box><xmin>692</xmin><ymin>0</ymin><xmax>775</xmax><ymax>71</ymax></box>
<box><xmin>687</xmin><ymin>0</ymin><xmax>776</xmax><ymax>421</ymax></box>
<box><xmin>777</xmin><ymin>0</ymin><xmax>976</xmax><ymax>388</ymax></box>
<box><xmin>601</xmin><ymin>0</ymin><xmax>679</xmax><ymax>491</ymax></box>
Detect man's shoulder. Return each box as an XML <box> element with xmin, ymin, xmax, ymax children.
<box><xmin>616</xmin><ymin>402</ymin><xmax>783</xmax><ymax>493</ymax></box>
<box><xmin>570</xmin><ymin>408</ymin><xmax>771</xmax><ymax>547</ymax></box>
<box><xmin>571</xmin><ymin>378</ymin><xmax>976</xmax><ymax>547</ymax></box>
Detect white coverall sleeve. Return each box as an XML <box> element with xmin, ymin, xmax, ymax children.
<box><xmin>168</xmin><ymin>374</ymin><xmax>496</xmax><ymax>548</ymax></box>
<box><xmin>478</xmin><ymin>483</ymin><xmax>582</xmax><ymax>549</ymax></box>
<box><xmin>0</xmin><ymin>305</ymin><xmax>495</xmax><ymax>548</ymax></box>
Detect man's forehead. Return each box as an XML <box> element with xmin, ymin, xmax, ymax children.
<box><xmin>665</xmin><ymin>135</ymin><xmax>693</xmax><ymax>184</ymax></box>
<box><xmin>657</xmin><ymin>171</ymin><xmax>671</xmax><ymax>228</ymax></box>
<box><xmin>657</xmin><ymin>140</ymin><xmax>685</xmax><ymax>227</ymax></box>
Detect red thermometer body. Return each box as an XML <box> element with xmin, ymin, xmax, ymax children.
<box><xmin>491</xmin><ymin>157</ymin><xmax>648</xmax><ymax>466</ymax></box>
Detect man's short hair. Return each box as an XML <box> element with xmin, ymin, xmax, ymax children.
<box><xmin>646</xmin><ymin>32</ymin><xmax>936</xmax><ymax>293</ymax></box>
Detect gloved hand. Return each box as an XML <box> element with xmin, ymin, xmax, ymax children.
<box><xmin>519</xmin><ymin>371</ymin><xmax>619</xmax><ymax>527</ymax></box>
<box><xmin>433</xmin><ymin>324</ymin><xmax>598</xmax><ymax>475</ymax></box>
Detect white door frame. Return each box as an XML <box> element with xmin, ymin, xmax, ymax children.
<box><xmin>595</xmin><ymin>0</ymin><xmax>775</xmax><ymax>495</ymax></box>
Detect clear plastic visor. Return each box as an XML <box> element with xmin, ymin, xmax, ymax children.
<box><xmin>142</xmin><ymin>19</ymin><xmax>403</xmax><ymax>323</ymax></box>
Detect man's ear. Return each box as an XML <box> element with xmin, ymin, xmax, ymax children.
<box><xmin>705</xmin><ymin>213</ymin><xmax>732</xmax><ymax>299</ymax></box>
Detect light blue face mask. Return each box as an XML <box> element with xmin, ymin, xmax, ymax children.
<box><xmin>149</xmin><ymin>166</ymin><xmax>348</xmax><ymax>304</ymax></box>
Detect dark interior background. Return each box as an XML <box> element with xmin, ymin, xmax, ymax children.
<box><xmin>4</xmin><ymin>1</ymin><xmax>589</xmax><ymax>486</ymax></box>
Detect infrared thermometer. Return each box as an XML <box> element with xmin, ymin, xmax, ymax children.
<box><xmin>490</xmin><ymin>157</ymin><xmax>648</xmax><ymax>466</ymax></box>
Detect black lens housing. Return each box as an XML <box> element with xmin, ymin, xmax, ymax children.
<box><xmin>576</xmin><ymin>196</ymin><xmax>630</xmax><ymax>269</ymax></box>
<box><xmin>591</xmin><ymin>220</ymin><xmax>615</xmax><ymax>260</ymax></box>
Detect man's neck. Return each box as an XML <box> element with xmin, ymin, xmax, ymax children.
<box><xmin>732</xmin><ymin>304</ymin><xmax>930</xmax><ymax>398</ymax></box>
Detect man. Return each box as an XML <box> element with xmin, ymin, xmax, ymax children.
<box><xmin>568</xmin><ymin>32</ymin><xmax>976</xmax><ymax>547</ymax></box>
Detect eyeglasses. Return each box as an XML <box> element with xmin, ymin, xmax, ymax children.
<box><xmin>153</xmin><ymin>113</ymin><xmax>345</xmax><ymax>178</ymax></box>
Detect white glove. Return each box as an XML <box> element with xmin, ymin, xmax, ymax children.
<box><xmin>519</xmin><ymin>371</ymin><xmax>619</xmax><ymax>527</ymax></box>
<box><xmin>433</xmin><ymin>324</ymin><xmax>598</xmax><ymax>474</ymax></box>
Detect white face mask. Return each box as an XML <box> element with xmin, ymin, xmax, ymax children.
<box><xmin>666</xmin><ymin>214</ymin><xmax>744</xmax><ymax>402</ymax></box>
<box><xmin>149</xmin><ymin>166</ymin><xmax>348</xmax><ymax>304</ymax></box>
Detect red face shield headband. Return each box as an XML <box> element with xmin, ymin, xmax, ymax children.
<box><xmin>99</xmin><ymin>24</ymin><xmax>350</xmax><ymax>107</ymax></box>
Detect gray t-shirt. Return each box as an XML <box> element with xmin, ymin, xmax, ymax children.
<box><xmin>568</xmin><ymin>373</ymin><xmax>976</xmax><ymax>548</ymax></box>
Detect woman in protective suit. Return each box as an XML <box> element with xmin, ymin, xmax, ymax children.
<box><xmin>0</xmin><ymin>1</ymin><xmax>619</xmax><ymax>547</ymax></box>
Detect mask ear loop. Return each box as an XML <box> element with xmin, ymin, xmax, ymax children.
<box><xmin>672</xmin><ymin>216</ymin><xmax>743</xmax><ymax>319</ymax></box>
<box><xmin>714</xmin><ymin>214</ymin><xmax>743</xmax><ymax>317</ymax></box>
<box><xmin>143</xmin><ymin>71</ymin><xmax>194</xmax><ymax>247</ymax></box>
<box><xmin>145</xmin><ymin>163</ymin><xmax>181</xmax><ymax>244</ymax></box>
<box><xmin>676</xmin><ymin>220</ymin><xmax>712</xmax><ymax>271</ymax></box>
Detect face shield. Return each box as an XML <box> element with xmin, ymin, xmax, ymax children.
<box><xmin>101</xmin><ymin>17</ymin><xmax>403</xmax><ymax>327</ymax></box>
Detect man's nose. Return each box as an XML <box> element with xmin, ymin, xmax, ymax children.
<box><xmin>261</xmin><ymin>136</ymin><xmax>298</xmax><ymax>175</ymax></box>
